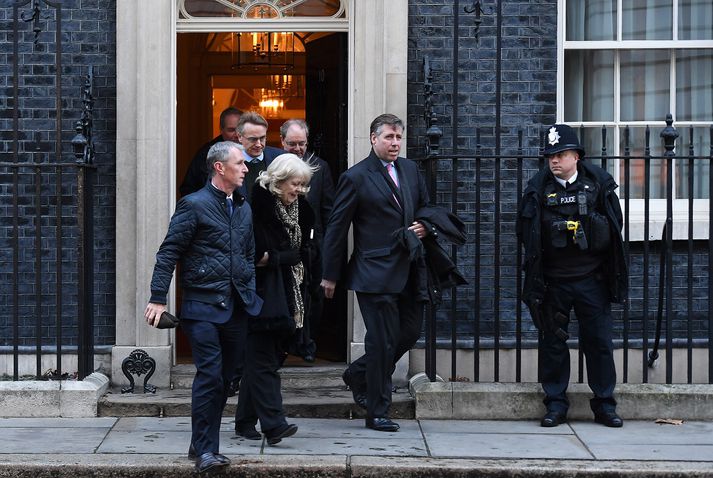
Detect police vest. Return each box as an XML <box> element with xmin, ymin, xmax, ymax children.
<box><xmin>541</xmin><ymin>175</ymin><xmax>611</xmax><ymax>253</ymax></box>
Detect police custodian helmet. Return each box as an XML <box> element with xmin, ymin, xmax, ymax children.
<box><xmin>543</xmin><ymin>124</ymin><xmax>585</xmax><ymax>158</ymax></box>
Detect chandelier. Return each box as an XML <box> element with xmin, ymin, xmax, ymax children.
<box><xmin>231</xmin><ymin>31</ymin><xmax>295</xmax><ymax>70</ymax></box>
<box><xmin>257</xmin><ymin>75</ymin><xmax>297</xmax><ymax>117</ymax></box>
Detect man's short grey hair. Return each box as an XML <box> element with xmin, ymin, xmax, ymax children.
<box><xmin>206</xmin><ymin>141</ymin><xmax>241</xmax><ymax>178</ymax></box>
<box><xmin>369</xmin><ymin>113</ymin><xmax>404</xmax><ymax>137</ymax></box>
<box><xmin>280</xmin><ymin>119</ymin><xmax>309</xmax><ymax>139</ymax></box>
<box><xmin>256</xmin><ymin>153</ymin><xmax>317</xmax><ymax>196</ymax></box>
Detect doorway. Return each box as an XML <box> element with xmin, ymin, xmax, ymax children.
<box><xmin>175</xmin><ymin>31</ymin><xmax>348</xmax><ymax>362</ymax></box>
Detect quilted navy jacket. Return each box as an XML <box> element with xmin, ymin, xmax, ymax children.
<box><xmin>149</xmin><ymin>183</ymin><xmax>260</xmax><ymax>314</ymax></box>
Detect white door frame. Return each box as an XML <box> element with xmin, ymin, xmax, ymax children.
<box><xmin>113</xmin><ymin>0</ymin><xmax>408</xmax><ymax>386</ymax></box>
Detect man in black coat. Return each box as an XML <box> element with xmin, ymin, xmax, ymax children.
<box><xmin>280</xmin><ymin>119</ymin><xmax>335</xmax><ymax>361</ymax></box>
<box><xmin>516</xmin><ymin>124</ymin><xmax>627</xmax><ymax>429</ymax></box>
<box><xmin>145</xmin><ymin>141</ymin><xmax>260</xmax><ymax>473</ymax></box>
<box><xmin>321</xmin><ymin>114</ymin><xmax>430</xmax><ymax>432</ymax></box>
<box><xmin>179</xmin><ymin>107</ymin><xmax>242</xmax><ymax>197</ymax></box>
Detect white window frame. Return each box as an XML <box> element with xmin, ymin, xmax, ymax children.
<box><xmin>557</xmin><ymin>0</ymin><xmax>713</xmax><ymax>241</ymax></box>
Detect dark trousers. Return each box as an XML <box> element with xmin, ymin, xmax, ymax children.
<box><xmin>235</xmin><ymin>329</ymin><xmax>288</xmax><ymax>433</ymax></box>
<box><xmin>352</xmin><ymin>284</ymin><xmax>423</xmax><ymax>418</ymax></box>
<box><xmin>181</xmin><ymin>311</ymin><xmax>245</xmax><ymax>455</ymax></box>
<box><xmin>539</xmin><ymin>274</ymin><xmax>617</xmax><ymax>414</ymax></box>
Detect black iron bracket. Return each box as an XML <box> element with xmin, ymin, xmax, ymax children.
<box><xmin>20</xmin><ymin>0</ymin><xmax>43</xmax><ymax>45</ymax></box>
<box><xmin>423</xmin><ymin>56</ymin><xmax>442</xmax><ymax>157</ymax></box>
<box><xmin>71</xmin><ymin>66</ymin><xmax>95</xmax><ymax>164</ymax></box>
<box><xmin>121</xmin><ymin>349</ymin><xmax>157</xmax><ymax>394</ymax></box>
<box><xmin>464</xmin><ymin>0</ymin><xmax>493</xmax><ymax>43</ymax></box>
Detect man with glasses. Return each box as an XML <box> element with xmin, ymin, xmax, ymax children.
<box><xmin>237</xmin><ymin>111</ymin><xmax>285</xmax><ymax>200</ymax></box>
<box><xmin>180</xmin><ymin>107</ymin><xmax>242</xmax><ymax>197</ymax></box>
<box><xmin>279</xmin><ymin>119</ymin><xmax>335</xmax><ymax>363</ymax></box>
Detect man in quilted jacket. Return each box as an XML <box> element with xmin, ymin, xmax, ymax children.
<box><xmin>144</xmin><ymin>141</ymin><xmax>261</xmax><ymax>473</ymax></box>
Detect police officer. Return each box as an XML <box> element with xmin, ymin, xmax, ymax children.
<box><xmin>517</xmin><ymin>124</ymin><xmax>627</xmax><ymax>428</ymax></box>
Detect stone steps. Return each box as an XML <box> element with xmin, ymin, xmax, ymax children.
<box><xmin>99</xmin><ymin>362</ymin><xmax>415</xmax><ymax>419</ymax></box>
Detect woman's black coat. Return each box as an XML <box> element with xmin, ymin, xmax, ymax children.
<box><xmin>250</xmin><ymin>184</ymin><xmax>316</xmax><ymax>332</ymax></box>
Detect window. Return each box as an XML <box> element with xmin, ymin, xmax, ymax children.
<box><xmin>178</xmin><ymin>0</ymin><xmax>347</xmax><ymax>19</ymax></box>
<box><xmin>560</xmin><ymin>0</ymin><xmax>713</xmax><ymax>239</ymax></box>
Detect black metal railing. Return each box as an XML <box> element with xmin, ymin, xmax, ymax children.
<box><xmin>2</xmin><ymin>0</ymin><xmax>96</xmax><ymax>381</ymax></box>
<box><xmin>416</xmin><ymin>116</ymin><xmax>713</xmax><ymax>385</ymax></box>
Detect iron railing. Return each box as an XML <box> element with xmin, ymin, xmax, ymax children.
<box><xmin>416</xmin><ymin>116</ymin><xmax>713</xmax><ymax>385</ymax></box>
<box><xmin>2</xmin><ymin>0</ymin><xmax>97</xmax><ymax>381</ymax></box>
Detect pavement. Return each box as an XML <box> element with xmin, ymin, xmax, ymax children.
<box><xmin>1</xmin><ymin>416</ymin><xmax>713</xmax><ymax>477</ymax></box>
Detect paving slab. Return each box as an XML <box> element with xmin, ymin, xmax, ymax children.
<box><xmin>97</xmin><ymin>430</ymin><xmax>264</xmax><ymax>454</ymax></box>
<box><xmin>425</xmin><ymin>432</ymin><xmax>593</xmax><ymax>459</ymax></box>
<box><xmin>0</xmin><ymin>426</ymin><xmax>111</xmax><ymax>454</ymax></box>
<box><xmin>288</xmin><ymin>417</ymin><xmax>422</xmax><ymax>438</ymax></box>
<box><xmin>570</xmin><ymin>420</ymin><xmax>713</xmax><ymax>445</ymax></box>
<box><xmin>420</xmin><ymin>419</ymin><xmax>574</xmax><ymax>434</ymax></box>
<box><xmin>261</xmin><ymin>437</ymin><xmax>428</xmax><ymax>456</ymax></box>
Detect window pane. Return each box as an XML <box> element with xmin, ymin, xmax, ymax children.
<box><xmin>564</xmin><ymin>50</ymin><xmax>614</xmax><ymax>122</ymax></box>
<box><xmin>622</xmin><ymin>0</ymin><xmax>672</xmax><ymax>40</ymax></box>
<box><xmin>676</xmin><ymin>49</ymin><xmax>713</xmax><ymax>121</ymax></box>
<box><xmin>566</xmin><ymin>0</ymin><xmax>616</xmax><ymax>41</ymax></box>
<box><xmin>578</xmin><ymin>126</ymin><xmax>616</xmax><ymax>174</ymax></box>
<box><xmin>618</xmin><ymin>127</ymin><xmax>667</xmax><ymax>199</ymax></box>
<box><xmin>620</xmin><ymin>50</ymin><xmax>670</xmax><ymax>122</ymax></box>
<box><xmin>679</xmin><ymin>0</ymin><xmax>713</xmax><ymax>40</ymax></box>
<box><xmin>676</xmin><ymin>127</ymin><xmax>711</xmax><ymax>199</ymax></box>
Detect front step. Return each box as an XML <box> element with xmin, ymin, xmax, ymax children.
<box><xmin>170</xmin><ymin>362</ymin><xmax>346</xmax><ymax>390</ymax></box>
<box><xmin>100</xmin><ymin>362</ymin><xmax>414</xmax><ymax>418</ymax></box>
<box><xmin>98</xmin><ymin>386</ymin><xmax>414</xmax><ymax>419</ymax></box>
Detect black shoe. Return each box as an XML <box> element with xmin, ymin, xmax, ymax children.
<box><xmin>365</xmin><ymin>417</ymin><xmax>400</xmax><ymax>432</ymax></box>
<box><xmin>342</xmin><ymin>369</ymin><xmax>367</xmax><ymax>410</ymax></box>
<box><xmin>188</xmin><ymin>444</ymin><xmax>229</xmax><ymax>464</ymax></box>
<box><xmin>303</xmin><ymin>354</ymin><xmax>315</xmax><ymax>363</ymax></box>
<box><xmin>195</xmin><ymin>452</ymin><xmax>229</xmax><ymax>473</ymax></box>
<box><xmin>235</xmin><ymin>426</ymin><xmax>262</xmax><ymax>440</ymax></box>
<box><xmin>226</xmin><ymin>378</ymin><xmax>240</xmax><ymax>397</ymax></box>
<box><xmin>594</xmin><ymin>410</ymin><xmax>623</xmax><ymax>428</ymax></box>
<box><xmin>265</xmin><ymin>423</ymin><xmax>298</xmax><ymax>446</ymax></box>
<box><xmin>541</xmin><ymin>411</ymin><xmax>567</xmax><ymax>428</ymax></box>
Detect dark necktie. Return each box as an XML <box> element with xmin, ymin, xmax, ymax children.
<box><xmin>226</xmin><ymin>197</ymin><xmax>233</xmax><ymax>217</ymax></box>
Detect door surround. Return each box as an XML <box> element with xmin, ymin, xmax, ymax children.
<box><xmin>113</xmin><ymin>0</ymin><xmax>409</xmax><ymax>386</ymax></box>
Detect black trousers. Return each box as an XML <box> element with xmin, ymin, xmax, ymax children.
<box><xmin>181</xmin><ymin>311</ymin><xmax>244</xmax><ymax>455</ymax></box>
<box><xmin>352</xmin><ymin>282</ymin><xmax>423</xmax><ymax>419</ymax></box>
<box><xmin>235</xmin><ymin>329</ymin><xmax>288</xmax><ymax>434</ymax></box>
<box><xmin>539</xmin><ymin>274</ymin><xmax>617</xmax><ymax>414</ymax></box>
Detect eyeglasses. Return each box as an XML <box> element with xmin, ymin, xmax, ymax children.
<box><xmin>244</xmin><ymin>136</ymin><xmax>267</xmax><ymax>144</ymax></box>
<box><xmin>285</xmin><ymin>141</ymin><xmax>307</xmax><ymax>148</ymax></box>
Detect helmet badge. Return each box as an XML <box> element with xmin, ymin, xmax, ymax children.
<box><xmin>548</xmin><ymin>127</ymin><xmax>560</xmax><ymax>146</ymax></box>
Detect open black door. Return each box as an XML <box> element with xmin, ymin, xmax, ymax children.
<box><xmin>305</xmin><ymin>32</ymin><xmax>348</xmax><ymax>362</ymax></box>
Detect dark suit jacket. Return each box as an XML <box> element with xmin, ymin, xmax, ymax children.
<box><xmin>303</xmin><ymin>152</ymin><xmax>335</xmax><ymax>245</ymax></box>
<box><xmin>322</xmin><ymin>150</ymin><xmax>429</xmax><ymax>294</ymax></box>
<box><xmin>179</xmin><ymin>135</ymin><xmax>223</xmax><ymax>197</ymax></box>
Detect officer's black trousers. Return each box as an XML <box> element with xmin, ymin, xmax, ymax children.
<box><xmin>539</xmin><ymin>274</ymin><xmax>617</xmax><ymax>415</ymax></box>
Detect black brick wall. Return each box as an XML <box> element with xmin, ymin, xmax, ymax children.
<box><xmin>406</xmin><ymin>0</ymin><xmax>710</xmax><ymax>347</ymax></box>
<box><xmin>0</xmin><ymin>0</ymin><xmax>116</xmax><ymax>350</ymax></box>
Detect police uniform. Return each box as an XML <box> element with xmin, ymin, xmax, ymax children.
<box><xmin>516</xmin><ymin>124</ymin><xmax>627</xmax><ymax>428</ymax></box>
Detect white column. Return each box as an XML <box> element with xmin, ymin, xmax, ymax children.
<box><xmin>113</xmin><ymin>0</ymin><xmax>175</xmax><ymax>387</ymax></box>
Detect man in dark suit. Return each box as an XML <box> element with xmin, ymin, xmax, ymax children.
<box><xmin>236</xmin><ymin>111</ymin><xmax>285</xmax><ymax>200</ymax></box>
<box><xmin>321</xmin><ymin>114</ymin><xmax>430</xmax><ymax>432</ymax></box>
<box><xmin>145</xmin><ymin>141</ymin><xmax>260</xmax><ymax>473</ymax></box>
<box><xmin>280</xmin><ymin>119</ymin><xmax>335</xmax><ymax>362</ymax></box>
<box><xmin>179</xmin><ymin>107</ymin><xmax>242</xmax><ymax>197</ymax></box>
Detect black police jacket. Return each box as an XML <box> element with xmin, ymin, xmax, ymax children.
<box><xmin>149</xmin><ymin>182</ymin><xmax>260</xmax><ymax>314</ymax></box>
<box><xmin>516</xmin><ymin>161</ymin><xmax>627</xmax><ymax>312</ymax></box>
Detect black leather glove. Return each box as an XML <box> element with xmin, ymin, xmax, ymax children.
<box><xmin>275</xmin><ymin>249</ymin><xmax>301</xmax><ymax>266</ymax></box>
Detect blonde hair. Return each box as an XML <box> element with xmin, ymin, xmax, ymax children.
<box><xmin>256</xmin><ymin>153</ymin><xmax>317</xmax><ymax>197</ymax></box>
